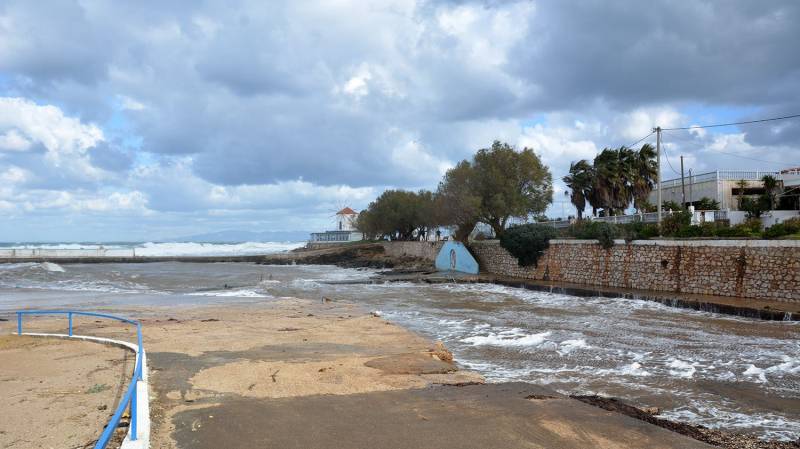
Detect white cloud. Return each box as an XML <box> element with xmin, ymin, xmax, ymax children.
<box><xmin>0</xmin><ymin>129</ymin><xmax>31</xmax><ymax>151</ymax></box>
<box><xmin>0</xmin><ymin>97</ymin><xmax>108</xmax><ymax>181</ymax></box>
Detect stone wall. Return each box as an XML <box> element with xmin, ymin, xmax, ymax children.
<box><xmin>469</xmin><ymin>239</ymin><xmax>800</xmax><ymax>303</ymax></box>
<box><xmin>381</xmin><ymin>241</ymin><xmax>444</xmax><ymax>263</ymax></box>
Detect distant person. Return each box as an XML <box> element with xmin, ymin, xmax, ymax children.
<box><xmin>435</xmin><ymin>230</ymin><xmax>441</xmax><ymax>241</ymax></box>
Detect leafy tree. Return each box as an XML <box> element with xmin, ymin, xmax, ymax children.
<box><xmin>355</xmin><ymin>189</ymin><xmax>438</xmax><ymax>240</ymax></box>
<box><xmin>438</xmin><ymin>141</ymin><xmax>553</xmax><ymax>239</ymax></box>
<box><xmin>436</xmin><ymin>160</ymin><xmax>481</xmax><ymax>242</ymax></box>
<box><xmin>472</xmin><ymin>141</ymin><xmax>553</xmax><ymax>237</ymax></box>
<box><xmin>740</xmin><ymin>194</ymin><xmax>771</xmax><ymax>218</ymax></box>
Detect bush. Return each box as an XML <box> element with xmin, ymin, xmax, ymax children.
<box><xmin>713</xmin><ymin>223</ymin><xmax>755</xmax><ymax>238</ymax></box>
<box><xmin>620</xmin><ymin>222</ymin><xmax>660</xmax><ymax>240</ymax></box>
<box><xmin>742</xmin><ymin>218</ymin><xmax>763</xmax><ymax>233</ymax></box>
<box><xmin>762</xmin><ymin>217</ymin><xmax>800</xmax><ymax>239</ymax></box>
<box><xmin>659</xmin><ymin>211</ymin><xmax>692</xmax><ymax>236</ymax></box>
<box><xmin>499</xmin><ymin>224</ymin><xmax>557</xmax><ymax>267</ymax></box>
<box><xmin>567</xmin><ymin>221</ymin><xmax>618</xmax><ymax>249</ymax></box>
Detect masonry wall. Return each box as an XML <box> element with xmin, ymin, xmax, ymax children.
<box><xmin>469</xmin><ymin>239</ymin><xmax>800</xmax><ymax>303</ymax></box>
<box><xmin>381</xmin><ymin>241</ymin><xmax>444</xmax><ymax>262</ymax></box>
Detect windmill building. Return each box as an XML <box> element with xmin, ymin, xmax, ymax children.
<box><xmin>309</xmin><ymin>207</ymin><xmax>364</xmax><ymax>243</ymax></box>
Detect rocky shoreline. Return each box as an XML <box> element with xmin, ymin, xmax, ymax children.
<box><xmin>572</xmin><ymin>395</ymin><xmax>800</xmax><ymax>449</ymax></box>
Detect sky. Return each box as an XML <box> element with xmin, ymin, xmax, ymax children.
<box><xmin>0</xmin><ymin>0</ymin><xmax>799</xmax><ymax>241</ymax></box>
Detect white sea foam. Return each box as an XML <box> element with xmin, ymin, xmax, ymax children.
<box><xmin>743</xmin><ymin>364</ymin><xmax>768</xmax><ymax>383</ymax></box>
<box><xmin>40</xmin><ymin>262</ymin><xmax>65</xmax><ymax>272</ymax></box>
<box><xmin>133</xmin><ymin>241</ymin><xmax>304</xmax><ymax>257</ymax></box>
<box><xmin>597</xmin><ymin>362</ymin><xmax>652</xmax><ymax>377</ymax></box>
<box><xmin>557</xmin><ymin>339</ymin><xmax>590</xmax><ymax>355</ymax></box>
<box><xmin>668</xmin><ymin>359</ymin><xmax>698</xmax><ymax>378</ymax></box>
<box><xmin>1</xmin><ymin>241</ymin><xmax>304</xmax><ymax>257</ymax></box>
<box><xmin>461</xmin><ymin>329</ymin><xmax>551</xmax><ymax>347</ymax></box>
<box><xmin>187</xmin><ymin>289</ymin><xmax>271</xmax><ymax>298</ymax></box>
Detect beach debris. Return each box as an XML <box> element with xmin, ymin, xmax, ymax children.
<box><xmin>322</xmin><ymin>296</ymin><xmax>333</xmax><ymax>303</ymax></box>
<box><xmin>270</xmin><ymin>369</ymin><xmax>280</xmax><ymax>383</ymax></box>
<box><xmin>642</xmin><ymin>406</ymin><xmax>661</xmax><ymax>416</ymax></box>
<box><xmin>429</xmin><ymin>341</ymin><xmax>453</xmax><ymax>363</ymax></box>
<box><xmin>371</xmin><ymin>311</ymin><xmax>382</xmax><ymax>317</ymax></box>
<box><xmin>277</xmin><ymin>327</ymin><xmax>301</xmax><ymax>332</ymax></box>
<box><xmin>97</xmin><ymin>404</ymin><xmax>108</xmax><ymax>411</ymax></box>
<box><xmin>200</xmin><ymin>318</ymin><xmax>219</xmax><ymax>322</ymax></box>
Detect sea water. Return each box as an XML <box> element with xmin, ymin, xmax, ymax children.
<box><xmin>1</xmin><ymin>262</ymin><xmax>798</xmax><ymax>441</ymax></box>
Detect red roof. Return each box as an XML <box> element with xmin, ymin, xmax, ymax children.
<box><xmin>336</xmin><ymin>207</ymin><xmax>357</xmax><ymax>215</ymax></box>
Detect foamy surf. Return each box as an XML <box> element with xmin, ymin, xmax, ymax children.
<box><xmin>462</xmin><ymin>329</ymin><xmax>551</xmax><ymax>347</ymax></box>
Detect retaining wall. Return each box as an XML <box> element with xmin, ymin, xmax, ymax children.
<box><xmin>469</xmin><ymin>239</ymin><xmax>800</xmax><ymax>303</ymax></box>
<box><xmin>380</xmin><ymin>241</ymin><xmax>444</xmax><ymax>262</ymax></box>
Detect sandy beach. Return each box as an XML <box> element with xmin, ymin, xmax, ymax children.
<box><xmin>0</xmin><ymin>335</ymin><xmax>132</xmax><ymax>449</ymax></box>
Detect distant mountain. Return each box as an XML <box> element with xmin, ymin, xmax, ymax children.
<box><xmin>166</xmin><ymin>230</ymin><xmax>310</xmax><ymax>243</ymax></box>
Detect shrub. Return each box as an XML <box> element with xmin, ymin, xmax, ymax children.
<box><xmin>713</xmin><ymin>223</ymin><xmax>755</xmax><ymax>238</ymax></box>
<box><xmin>763</xmin><ymin>218</ymin><xmax>800</xmax><ymax>239</ymax></box>
<box><xmin>499</xmin><ymin>224</ymin><xmax>557</xmax><ymax>267</ymax></box>
<box><xmin>567</xmin><ymin>221</ymin><xmax>618</xmax><ymax>249</ymax></box>
<box><xmin>621</xmin><ymin>222</ymin><xmax>660</xmax><ymax>240</ymax></box>
<box><xmin>742</xmin><ymin>218</ymin><xmax>763</xmax><ymax>233</ymax></box>
<box><xmin>660</xmin><ymin>211</ymin><xmax>692</xmax><ymax>236</ymax></box>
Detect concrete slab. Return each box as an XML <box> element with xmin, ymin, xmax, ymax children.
<box><xmin>172</xmin><ymin>383</ymin><xmax>713</xmax><ymax>449</ymax></box>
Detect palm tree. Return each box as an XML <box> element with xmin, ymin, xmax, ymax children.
<box><xmin>593</xmin><ymin>148</ymin><xmax>634</xmax><ymax>215</ymax></box>
<box><xmin>761</xmin><ymin>174</ymin><xmax>780</xmax><ymax>209</ymax></box>
<box><xmin>563</xmin><ymin>160</ymin><xmax>594</xmax><ymax>220</ymax></box>
<box><xmin>630</xmin><ymin>144</ymin><xmax>658</xmax><ymax>212</ymax></box>
<box><xmin>736</xmin><ymin>179</ymin><xmax>749</xmax><ymax>209</ymax></box>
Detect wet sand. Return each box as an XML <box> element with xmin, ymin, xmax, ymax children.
<box><xmin>0</xmin><ymin>335</ymin><xmax>132</xmax><ymax>449</ymax></box>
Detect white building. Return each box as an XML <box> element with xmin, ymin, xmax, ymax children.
<box><xmin>649</xmin><ymin>170</ymin><xmax>781</xmax><ymax>211</ymax></box>
<box><xmin>309</xmin><ymin>207</ymin><xmax>364</xmax><ymax>243</ymax></box>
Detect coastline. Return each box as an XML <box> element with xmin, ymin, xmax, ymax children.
<box><xmin>4</xmin><ymin>295</ymin><xmax>798</xmax><ymax>448</ymax></box>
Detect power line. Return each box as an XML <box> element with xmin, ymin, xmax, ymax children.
<box><xmin>626</xmin><ymin>131</ymin><xmax>654</xmax><ymax>148</ymax></box>
<box><xmin>661</xmin><ymin>145</ymin><xmax>682</xmax><ymax>176</ymax></box>
<box><xmin>661</xmin><ymin>113</ymin><xmax>800</xmax><ymax>131</ymax></box>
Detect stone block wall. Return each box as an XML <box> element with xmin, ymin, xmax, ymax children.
<box><xmin>381</xmin><ymin>241</ymin><xmax>444</xmax><ymax>262</ymax></box>
<box><xmin>469</xmin><ymin>239</ymin><xmax>800</xmax><ymax>303</ymax></box>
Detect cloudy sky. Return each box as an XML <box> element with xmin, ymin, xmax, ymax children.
<box><xmin>1</xmin><ymin>0</ymin><xmax>799</xmax><ymax>241</ymax></box>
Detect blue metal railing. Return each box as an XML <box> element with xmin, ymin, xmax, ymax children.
<box><xmin>16</xmin><ymin>310</ymin><xmax>144</xmax><ymax>449</ymax></box>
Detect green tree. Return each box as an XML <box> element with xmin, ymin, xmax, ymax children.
<box><xmin>470</xmin><ymin>141</ymin><xmax>553</xmax><ymax>237</ymax></box>
<box><xmin>563</xmin><ymin>160</ymin><xmax>594</xmax><ymax>220</ymax></box>
<box><xmin>592</xmin><ymin>147</ymin><xmax>634</xmax><ymax>215</ymax></box>
<box><xmin>761</xmin><ymin>174</ymin><xmax>780</xmax><ymax>210</ymax></box>
<box><xmin>630</xmin><ymin>144</ymin><xmax>658</xmax><ymax>212</ymax></box>
<box><xmin>436</xmin><ymin>160</ymin><xmax>482</xmax><ymax>241</ymax></box>
<box><xmin>695</xmin><ymin>197</ymin><xmax>720</xmax><ymax>210</ymax></box>
<box><xmin>736</xmin><ymin>179</ymin><xmax>749</xmax><ymax>209</ymax></box>
<box><xmin>356</xmin><ymin>189</ymin><xmax>437</xmax><ymax>240</ymax></box>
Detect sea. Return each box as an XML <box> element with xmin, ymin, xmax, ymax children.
<box><xmin>1</xmin><ymin>243</ymin><xmax>798</xmax><ymax>442</ymax></box>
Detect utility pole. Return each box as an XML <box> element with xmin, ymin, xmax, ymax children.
<box><xmin>688</xmin><ymin>169</ymin><xmax>693</xmax><ymax>206</ymax></box>
<box><xmin>680</xmin><ymin>155</ymin><xmax>686</xmax><ymax>206</ymax></box>
<box><xmin>655</xmin><ymin>126</ymin><xmax>662</xmax><ymax>226</ymax></box>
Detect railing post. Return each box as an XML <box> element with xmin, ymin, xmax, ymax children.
<box><xmin>130</xmin><ymin>383</ymin><xmax>138</xmax><ymax>441</ymax></box>
<box><xmin>17</xmin><ymin>312</ymin><xmax>22</xmax><ymax>335</ymax></box>
<box><xmin>68</xmin><ymin>312</ymin><xmax>73</xmax><ymax>336</ymax></box>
